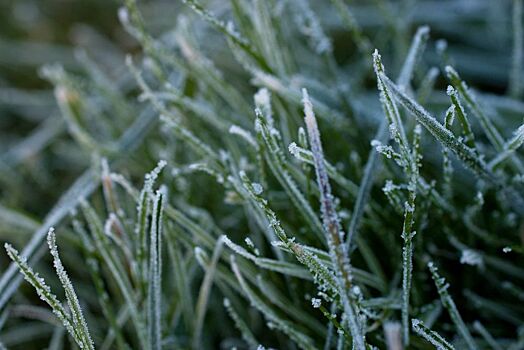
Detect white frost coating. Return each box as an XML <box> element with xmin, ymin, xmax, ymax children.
<box><xmin>460</xmin><ymin>249</ymin><xmax>483</xmax><ymax>267</ymax></box>
<box><xmin>4</xmin><ymin>242</ymin><xmax>82</xmax><ymax>347</ymax></box>
<box><xmin>379</xmin><ymin>69</ymin><xmax>494</xmax><ymax>184</ymax></box>
<box><xmin>104</xmin><ymin>213</ymin><xmax>119</xmax><ymax>237</ymax></box>
<box><xmin>383</xmin><ymin>180</ymin><xmax>397</xmax><ymax>193</ymax></box>
<box><xmin>445</xmin><ymin>105</ymin><xmax>456</xmax><ymax>125</ymax></box>
<box><xmin>254</xmin><ymin>88</ymin><xmax>274</xmax><ymax>127</ymax></box>
<box><xmin>372</xmin><ymin>141</ymin><xmax>395</xmax><ymax>158</ymax></box>
<box><xmin>503</xmin><ymin>247</ymin><xmax>512</xmax><ymax>253</ymax></box>
<box><xmin>223</xmin><ymin>235</ymin><xmax>259</xmax><ymax>263</ymax></box>
<box><xmin>254</xmin><ymin>114</ymin><xmax>263</xmax><ymax>133</ymax></box>
<box><xmin>269</xmin><ymin>128</ymin><xmax>280</xmax><ymax>138</ymax></box>
<box><xmin>270</xmin><ymin>240</ymin><xmax>283</xmax><ymax>248</ymax></box>
<box><xmin>389</xmin><ymin>122</ymin><xmax>398</xmax><ymax>136</ymax></box>
<box><xmin>508</xmin><ymin>124</ymin><xmax>524</xmax><ymax>150</ymax></box>
<box><xmin>47</xmin><ymin>228</ymin><xmax>95</xmax><ymax>349</ymax></box>
<box><xmin>145</xmin><ymin>160</ymin><xmax>167</xmax><ymax>188</ymax></box>
<box><xmin>488</xmin><ymin>123</ymin><xmax>524</xmax><ymax>167</ymax></box>
<box><xmin>148</xmin><ymin>191</ymin><xmax>163</xmax><ymax>350</ymax></box>
<box><xmin>428</xmin><ymin>261</ymin><xmax>477</xmax><ymax>349</ymax></box>
<box><xmin>303</xmin><ymin>88</ymin><xmax>343</xmax><ymax>245</ymax></box>
<box><xmin>251</xmin><ymin>182</ymin><xmax>263</xmax><ymax>195</ymax></box>
<box><xmin>226</xmin><ymin>21</ymin><xmax>239</xmax><ymax>37</ymax></box>
<box><xmin>288</xmin><ymin>142</ymin><xmax>300</xmax><ymax>157</ymax></box>
<box><xmin>254</xmin><ymin>88</ymin><xmax>271</xmax><ymax>109</ymax></box>
<box><xmin>302</xmin><ymin>88</ymin><xmax>365</xmax><ymax>350</ymax></box>
<box><xmin>187</xmin><ymin>163</ymin><xmax>202</xmax><ymax>170</ymax></box>
<box><xmin>245</xmin><ymin>237</ymin><xmax>255</xmax><ymax>248</ymax></box>
<box><xmin>229</xmin><ymin>125</ymin><xmax>257</xmax><ymax>147</ymax></box>
<box><xmin>136</xmin><ymin>160</ymin><xmax>167</xmax><ymax>242</ymax></box>
<box><xmin>404</xmin><ymin>202</ymin><xmax>415</xmax><ymax>213</ymax></box>
<box><xmin>311</xmin><ymin>298</ymin><xmax>321</xmax><ymax>308</ymax></box>
<box><xmin>515</xmin><ymin>124</ymin><xmax>524</xmax><ymax>137</ymax></box>
<box><xmin>412</xmin><ymin>318</ymin><xmax>455</xmax><ymax>350</ymax></box>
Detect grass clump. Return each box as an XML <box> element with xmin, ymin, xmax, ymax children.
<box><xmin>1</xmin><ymin>0</ymin><xmax>524</xmax><ymax>349</ymax></box>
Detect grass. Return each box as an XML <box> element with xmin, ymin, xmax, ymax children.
<box><xmin>1</xmin><ymin>0</ymin><xmax>524</xmax><ymax>349</ymax></box>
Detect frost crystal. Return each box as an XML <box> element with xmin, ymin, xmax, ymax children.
<box><xmin>252</xmin><ymin>182</ymin><xmax>263</xmax><ymax>195</ymax></box>
<box><xmin>244</xmin><ymin>237</ymin><xmax>255</xmax><ymax>248</ymax></box>
<box><xmin>288</xmin><ymin>142</ymin><xmax>300</xmax><ymax>157</ymax></box>
<box><xmin>311</xmin><ymin>298</ymin><xmax>321</xmax><ymax>308</ymax></box>
<box><xmin>389</xmin><ymin>123</ymin><xmax>398</xmax><ymax>138</ymax></box>
<box><xmin>383</xmin><ymin>180</ymin><xmax>397</xmax><ymax>193</ymax></box>
<box><xmin>145</xmin><ymin>160</ymin><xmax>167</xmax><ymax>188</ymax></box>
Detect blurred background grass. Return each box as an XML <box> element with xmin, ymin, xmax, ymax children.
<box><xmin>1</xmin><ymin>0</ymin><xmax>124</xmax><ymax>217</ymax></box>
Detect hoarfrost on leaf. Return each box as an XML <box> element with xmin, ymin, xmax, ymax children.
<box><xmin>404</xmin><ymin>202</ymin><xmax>415</xmax><ymax>213</ymax></box>
<box><xmin>288</xmin><ymin>142</ymin><xmax>300</xmax><ymax>157</ymax></box>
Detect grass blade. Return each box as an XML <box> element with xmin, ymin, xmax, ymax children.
<box><xmin>302</xmin><ymin>89</ymin><xmax>365</xmax><ymax>350</ymax></box>
<box><xmin>428</xmin><ymin>262</ymin><xmax>477</xmax><ymax>350</ymax></box>
<box><xmin>47</xmin><ymin>228</ymin><xmax>94</xmax><ymax>350</ymax></box>
<box><xmin>148</xmin><ymin>191</ymin><xmax>164</xmax><ymax>350</ymax></box>
<box><xmin>412</xmin><ymin>318</ymin><xmax>455</xmax><ymax>350</ymax></box>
